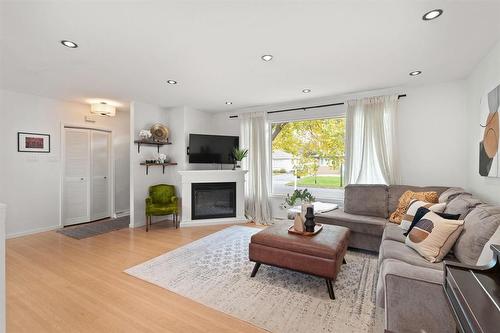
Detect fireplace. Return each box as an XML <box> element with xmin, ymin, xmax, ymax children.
<box><xmin>191</xmin><ymin>182</ymin><xmax>237</xmax><ymax>220</ymax></box>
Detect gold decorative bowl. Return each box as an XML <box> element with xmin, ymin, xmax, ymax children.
<box><xmin>150</xmin><ymin>123</ymin><xmax>169</xmax><ymax>142</ymax></box>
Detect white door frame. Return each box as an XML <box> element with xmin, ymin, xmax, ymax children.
<box><xmin>60</xmin><ymin>123</ymin><xmax>115</xmax><ymax>227</ymax></box>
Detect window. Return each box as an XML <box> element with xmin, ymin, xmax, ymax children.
<box><xmin>271</xmin><ymin>117</ymin><xmax>345</xmax><ymax>202</ymax></box>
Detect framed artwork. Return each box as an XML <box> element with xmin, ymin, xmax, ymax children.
<box><xmin>479</xmin><ymin>83</ymin><xmax>500</xmax><ymax>177</ymax></box>
<box><xmin>17</xmin><ymin>132</ymin><xmax>50</xmax><ymax>153</ymax></box>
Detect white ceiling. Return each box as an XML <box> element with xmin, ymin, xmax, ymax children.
<box><xmin>1</xmin><ymin>0</ymin><xmax>500</xmax><ymax>112</ymax></box>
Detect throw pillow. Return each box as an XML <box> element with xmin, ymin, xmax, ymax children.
<box><xmin>438</xmin><ymin>187</ymin><xmax>469</xmax><ymax>203</ymax></box>
<box><xmin>443</xmin><ymin>193</ymin><xmax>482</xmax><ymax>219</ymax></box>
<box><xmin>389</xmin><ymin>191</ymin><xmax>439</xmax><ymax>224</ymax></box>
<box><xmin>399</xmin><ymin>200</ymin><xmax>446</xmax><ymax>231</ymax></box>
<box><xmin>404</xmin><ymin>206</ymin><xmax>461</xmax><ymax>236</ymax></box>
<box><xmin>406</xmin><ymin>211</ymin><xmax>464</xmax><ymax>263</ymax></box>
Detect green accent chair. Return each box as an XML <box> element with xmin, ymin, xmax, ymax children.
<box><xmin>145</xmin><ymin>184</ymin><xmax>179</xmax><ymax>231</ymax></box>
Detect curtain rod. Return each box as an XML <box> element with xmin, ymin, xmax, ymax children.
<box><xmin>228</xmin><ymin>94</ymin><xmax>407</xmax><ymax>118</ymax></box>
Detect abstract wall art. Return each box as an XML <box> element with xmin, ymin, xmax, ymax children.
<box><xmin>479</xmin><ymin>83</ymin><xmax>500</xmax><ymax>177</ymax></box>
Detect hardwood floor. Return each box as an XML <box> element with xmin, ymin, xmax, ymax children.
<box><xmin>7</xmin><ymin>221</ymin><xmax>265</xmax><ymax>333</ymax></box>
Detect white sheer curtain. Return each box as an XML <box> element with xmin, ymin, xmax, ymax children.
<box><xmin>344</xmin><ymin>95</ymin><xmax>399</xmax><ymax>185</ymax></box>
<box><xmin>240</xmin><ymin>112</ymin><xmax>273</xmax><ymax>225</ymax></box>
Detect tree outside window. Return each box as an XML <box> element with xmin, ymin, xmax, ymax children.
<box><xmin>271</xmin><ymin>117</ymin><xmax>345</xmax><ymax>200</ymax></box>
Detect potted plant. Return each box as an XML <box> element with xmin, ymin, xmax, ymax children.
<box><xmin>283</xmin><ymin>189</ymin><xmax>315</xmax><ymax>208</ymax></box>
<box><xmin>232</xmin><ymin>148</ymin><xmax>248</xmax><ymax>169</ymax></box>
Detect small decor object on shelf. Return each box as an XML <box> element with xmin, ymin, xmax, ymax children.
<box><xmin>139</xmin><ymin>129</ymin><xmax>152</xmax><ymax>140</ymax></box>
<box><xmin>232</xmin><ymin>148</ymin><xmax>248</xmax><ymax>169</ymax></box>
<box><xmin>150</xmin><ymin>123</ymin><xmax>169</xmax><ymax>142</ymax></box>
<box><xmin>304</xmin><ymin>206</ymin><xmax>316</xmax><ymax>232</ymax></box>
<box><xmin>18</xmin><ymin>132</ymin><xmax>50</xmax><ymax>153</ymax></box>
<box><xmin>157</xmin><ymin>153</ymin><xmax>169</xmax><ymax>164</ymax></box>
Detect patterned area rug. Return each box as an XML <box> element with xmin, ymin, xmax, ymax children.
<box><xmin>125</xmin><ymin>226</ymin><xmax>378</xmax><ymax>333</ymax></box>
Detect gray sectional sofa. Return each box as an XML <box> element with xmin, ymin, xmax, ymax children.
<box><xmin>315</xmin><ymin>184</ymin><xmax>500</xmax><ymax>333</ymax></box>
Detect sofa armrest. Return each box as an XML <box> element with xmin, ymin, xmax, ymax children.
<box><xmin>378</xmin><ymin>259</ymin><xmax>455</xmax><ymax>333</ymax></box>
<box><xmin>145</xmin><ymin>197</ymin><xmax>152</xmax><ymax>205</ymax></box>
<box><xmin>171</xmin><ymin>196</ymin><xmax>178</xmax><ymax>204</ymax></box>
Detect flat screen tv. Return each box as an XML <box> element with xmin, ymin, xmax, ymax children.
<box><xmin>188</xmin><ymin>134</ymin><xmax>239</xmax><ymax>164</ymax></box>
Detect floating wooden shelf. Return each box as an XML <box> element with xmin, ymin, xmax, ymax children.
<box><xmin>134</xmin><ymin>139</ymin><xmax>172</xmax><ymax>153</ymax></box>
<box><xmin>140</xmin><ymin>162</ymin><xmax>178</xmax><ymax>175</ymax></box>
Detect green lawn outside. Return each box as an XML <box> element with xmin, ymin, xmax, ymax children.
<box><xmin>286</xmin><ymin>175</ymin><xmax>343</xmax><ymax>189</ymax></box>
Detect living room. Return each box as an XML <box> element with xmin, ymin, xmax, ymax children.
<box><xmin>0</xmin><ymin>1</ymin><xmax>499</xmax><ymax>332</ymax></box>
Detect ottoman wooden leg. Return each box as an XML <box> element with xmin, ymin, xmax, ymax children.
<box><xmin>343</xmin><ymin>258</ymin><xmax>347</xmax><ymax>264</ymax></box>
<box><xmin>250</xmin><ymin>262</ymin><xmax>261</xmax><ymax>277</ymax></box>
<box><xmin>326</xmin><ymin>279</ymin><xmax>335</xmax><ymax>300</ymax></box>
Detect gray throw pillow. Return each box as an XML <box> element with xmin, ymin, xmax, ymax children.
<box><xmin>443</xmin><ymin>193</ymin><xmax>482</xmax><ymax>219</ymax></box>
<box><xmin>438</xmin><ymin>187</ymin><xmax>469</xmax><ymax>203</ymax></box>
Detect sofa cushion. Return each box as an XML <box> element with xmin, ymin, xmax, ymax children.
<box><xmin>388</xmin><ymin>185</ymin><xmax>449</xmax><ymax>216</ymax></box>
<box><xmin>453</xmin><ymin>204</ymin><xmax>500</xmax><ymax>265</ymax></box>
<box><xmin>315</xmin><ymin>208</ymin><xmax>387</xmax><ymax>236</ymax></box>
<box><xmin>438</xmin><ymin>187</ymin><xmax>469</xmax><ymax>203</ymax></box>
<box><xmin>382</xmin><ymin>223</ymin><xmax>406</xmax><ymax>243</ymax></box>
<box><xmin>443</xmin><ymin>193</ymin><xmax>482</xmax><ymax>218</ymax></box>
<box><xmin>344</xmin><ymin>184</ymin><xmax>388</xmax><ymax>218</ymax></box>
<box><xmin>378</xmin><ymin>239</ymin><xmax>446</xmax><ymax>271</ymax></box>
<box><xmin>477</xmin><ymin>226</ymin><xmax>500</xmax><ymax>266</ymax></box>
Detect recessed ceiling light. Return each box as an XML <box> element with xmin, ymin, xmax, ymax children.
<box><xmin>261</xmin><ymin>54</ymin><xmax>273</xmax><ymax>61</ymax></box>
<box><xmin>167</xmin><ymin>80</ymin><xmax>178</xmax><ymax>85</ymax></box>
<box><xmin>225</xmin><ymin>101</ymin><xmax>233</xmax><ymax>105</ymax></box>
<box><xmin>422</xmin><ymin>9</ymin><xmax>443</xmax><ymax>21</ymax></box>
<box><xmin>60</xmin><ymin>40</ymin><xmax>78</xmax><ymax>48</ymax></box>
<box><xmin>302</xmin><ymin>89</ymin><xmax>311</xmax><ymax>93</ymax></box>
<box><xmin>409</xmin><ymin>71</ymin><xmax>422</xmax><ymax>76</ymax></box>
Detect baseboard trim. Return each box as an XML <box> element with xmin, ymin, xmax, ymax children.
<box><xmin>115</xmin><ymin>210</ymin><xmax>130</xmax><ymax>218</ymax></box>
<box><xmin>6</xmin><ymin>225</ymin><xmax>60</xmax><ymax>239</ymax></box>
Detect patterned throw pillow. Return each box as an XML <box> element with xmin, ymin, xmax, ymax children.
<box><xmin>389</xmin><ymin>191</ymin><xmax>439</xmax><ymax>224</ymax></box>
<box><xmin>406</xmin><ymin>211</ymin><xmax>464</xmax><ymax>263</ymax></box>
<box><xmin>404</xmin><ymin>207</ymin><xmax>461</xmax><ymax>236</ymax></box>
<box><xmin>399</xmin><ymin>200</ymin><xmax>446</xmax><ymax>231</ymax></box>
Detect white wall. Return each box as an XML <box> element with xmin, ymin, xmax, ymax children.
<box><xmin>466</xmin><ymin>40</ymin><xmax>500</xmax><ymax>203</ymax></box>
<box><xmin>398</xmin><ymin>81</ymin><xmax>468</xmax><ymax>187</ymax></box>
<box><xmin>130</xmin><ymin>101</ymin><xmax>172</xmax><ymax>227</ymax></box>
<box><xmin>0</xmin><ymin>89</ymin><xmax>130</xmax><ymax>237</ymax></box>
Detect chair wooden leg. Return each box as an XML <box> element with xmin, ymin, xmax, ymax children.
<box><xmin>175</xmin><ymin>213</ymin><xmax>178</xmax><ymax>229</ymax></box>
<box><xmin>146</xmin><ymin>215</ymin><xmax>149</xmax><ymax>232</ymax></box>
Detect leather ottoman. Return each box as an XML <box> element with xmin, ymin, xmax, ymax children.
<box><xmin>249</xmin><ymin>223</ymin><xmax>350</xmax><ymax>299</ymax></box>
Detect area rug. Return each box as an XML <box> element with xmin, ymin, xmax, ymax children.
<box><xmin>125</xmin><ymin>226</ymin><xmax>378</xmax><ymax>333</ymax></box>
<box><xmin>57</xmin><ymin>215</ymin><xmax>130</xmax><ymax>239</ymax></box>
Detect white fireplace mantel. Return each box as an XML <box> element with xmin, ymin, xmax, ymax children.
<box><xmin>178</xmin><ymin>170</ymin><xmax>249</xmax><ymax>227</ymax></box>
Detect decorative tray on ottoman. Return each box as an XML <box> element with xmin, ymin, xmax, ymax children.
<box><xmin>288</xmin><ymin>224</ymin><xmax>323</xmax><ymax>236</ymax></box>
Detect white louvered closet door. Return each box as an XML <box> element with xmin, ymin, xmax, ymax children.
<box><xmin>90</xmin><ymin>130</ymin><xmax>110</xmax><ymax>221</ymax></box>
<box><xmin>63</xmin><ymin>128</ymin><xmax>91</xmax><ymax>225</ymax></box>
